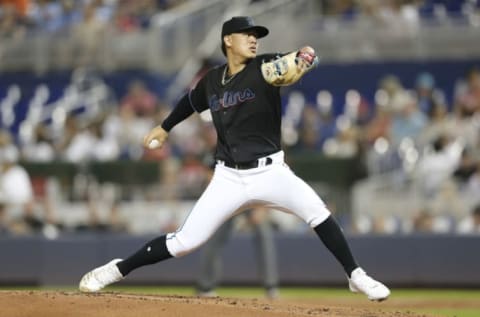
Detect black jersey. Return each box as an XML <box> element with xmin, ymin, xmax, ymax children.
<box><xmin>188</xmin><ymin>54</ymin><xmax>282</xmax><ymax>163</ymax></box>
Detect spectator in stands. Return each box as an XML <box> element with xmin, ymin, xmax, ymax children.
<box><xmin>362</xmin><ymin>99</ymin><xmax>398</xmax><ymax>174</ymax></box>
<box><xmin>427</xmin><ymin>178</ymin><xmax>469</xmax><ymax>226</ymax></box>
<box><xmin>170</xmin><ymin>121</ymin><xmax>217</xmax><ymax>199</ymax></box>
<box><xmin>320</xmin><ymin>0</ymin><xmax>357</xmax><ymax>18</ymax></box>
<box><xmin>416</xmin><ymin>134</ymin><xmax>463</xmax><ymax>198</ymax></box>
<box><xmin>57</xmin><ymin>116</ymin><xmax>126</xmax><ymax>234</ymax></box>
<box><xmin>72</xmin><ymin>1</ymin><xmax>106</xmax><ymax>66</ymax></box>
<box><xmin>21</xmin><ymin>123</ymin><xmax>56</xmax><ymax>162</ymax></box>
<box><xmin>359</xmin><ymin>0</ymin><xmax>420</xmax><ymax>36</ymax></box>
<box><xmin>372</xmin><ymin>214</ymin><xmax>401</xmax><ymax>235</ymax></box>
<box><xmin>0</xmin><ymin>2</ymin><xmax>27</xmax><ymax>39</ymax></box>
<box><xmin>19</xmin><ymin>124</ymin><xmax>62</xmax><ymax>234</ymax></box>
<box><xmin>454</xmin><ymin>66</ymin><xmax>480</xmax><ymax>118</ymax></box>
<box><xmin>115</xmin><ymin>82</ymin><xmax>159</xmax><ymax>159</ymax></box>
<box><xmin>72</xmin><ymin>181</ymin><xmax>127</xmax><ymax>234</ymax></box>
<box><xmin>323</xmin><ymin>116</ymin><xmax>360</xmax><ymax>158</ymax></box>
<box><xmin>120</xmin><ymin>79</ymin><xmax>158</xmax><ymax>118</ymax></box>
<box><xmin>415</xmin><ymin>134</ymin><xmax>469</xmax><ymax>225</ymax></box>
<box><xmin>92</xmin><ymin>0</ymin><xmax>116</xmax><ymax>26</ymax></box>
<box><xmin>0</xmin><ymin>143</ymin><xmax>39</xmax><ymax>234</ymax></box>
<box><xmin>389</xmin><ymin>91</ymin><xmax>428</xmax><ymax>146</ymax></box>
<box><xmin>343</xmin><ymin>89</ymin><xmax>372</xmax><ymax>128</ymax></box>
<box><xmin>157</xmin><ymin>0</ymin><xmax>188</xmax><ymax>11</ymax></box>
<box><xmin>411</xmin><ymin>208</ymin><xmax>453</xmax><ymax>234</ymax></box>
<box><xmin>175</xmin><ymin>153</ymin><xmax>209</xmax><ymax>199</ymax></box>
<box><xmin>293</xmin><ymin>105</ymin><xmax>323</xmax><ymax>153</ymax></box>
<box><xmin>419</xmin><ymin>99</ymin><xmax>477</xmax><ymax>155</ymax></box>
<box><xmin>417</xmin><ymin>102</ymin><xmax>453</xmax><ymax>149</ymax></box>
<box><xmin>363</xmin><ymin>100</ymin><xmax>392</xmax><ymax>146</ymax></box>
<box><xmin>58</xmin><ymin>0</ymin><xmax>83</xmax><ymax>32</ymax></box>
<box><xmin>63</xmin><ymin>117</ymin><xmax>120</xmax><ymax>163</ymax></box>
<box><xmin>453</xmin><ymin>148</ymin><xmax>478</xmax><ymax>188</ymax></box>
<box><xmin>0</xmin><ymin>0</ymin><xmax>29</xmax><ymax>17</ymax></box>
<box><xmin>464</xmin><ymin>160</ymin><xmax>480</xmax><ymax>207</ymax></box>
<box><xmin>62</xmin><ymin>121</ymin><xmax>97</xmax><ymax>163</ymax></box>
<box><xmin>135</xmin><ymin>0</ymin><xmax>158</xmax><ymax>29</ymax></box>
<box><xmin>28</xmin><ymin>0</ymin><xmax>67</xmax><ymax>34</ymax></box>
<box><xmin>450</xmin><ymin>70</ymin><xmax>480</xmax><ymax>153</ymax></box>
<box><xmin>90</xmin><ymin>117</ymin><xmax>121</xmax><ymax>161</ymax></box>
<box><xmin>457</xmin><ymin>204</ymin><xmax>480</xmax><ymax>234</ymax></box>
<box><xmin>316</xmin><ymin>91</ymin><xmax>337</xmax><ymax>147</ymax></box>
<box><xmin>378</xmin><ymin>75</ymin><xmax>406</xmax><ymax>111</ymax></box>
<box><xmin>113</xmin><ymin>0</ymin><xmax>159</xmax><ymax>32</ymax></box>
<box><xmin>113</xmin><ymin>0</ymin><xmax>141</xmax><ymax>33</ymax></box>
<box><xmin>54</xmin><ymin>114</ymin><xmax>79</xmax><ymax>157</ymax></box>
<box><xmin>112</xmin><ymin>108</ymin><xmax>154</xmax><ymax>160</ymax></box>
<box><xmin>414</xmin><ymin>72</ymin><xmax>447</xmax><ymax>117</ymax></box>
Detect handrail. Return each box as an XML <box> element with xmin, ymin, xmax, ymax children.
<box><xmin>1</xmin><ymin>1</ymin><xmax>480</xmax><ymax>74</ymax></box>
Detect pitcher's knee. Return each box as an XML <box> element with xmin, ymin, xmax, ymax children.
<box><xmin>165</xmin><ymin>232</ymin><xmax>206</xmax><ymax>257</ymax></box>
<box><xmin>305</xmin><ymin>207</ymin><xmax>331</xmax><ymax>228</ymax></box>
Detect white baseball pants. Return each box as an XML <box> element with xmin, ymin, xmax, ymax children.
<box><xmin>166</xmin><ymin>151</ymin><xmax>331</xmax><ymax>257</ymax></box>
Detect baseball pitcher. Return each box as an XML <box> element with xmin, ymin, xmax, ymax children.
<box><xmin>79</xmin><ymin>16</ymin><xmax>390</xmax><ymax>301</ymax></box>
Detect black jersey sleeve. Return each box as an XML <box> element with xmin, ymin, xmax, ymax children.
<box><xmin>161</xmin><ymin>72</ymin><xmax>212</xmax><ymax>131</ymax></box>
<box><xmin>188</xmin><ymin>74</ymin><xmax>209</xmax><ymax>113</ymax></box>
<box><xmin>161</xmin><ymin>94</ymin><xmax>194</xmax><ymax>132</ymax></box>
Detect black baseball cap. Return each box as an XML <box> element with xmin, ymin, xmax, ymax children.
<box><xmin>221</xmin><ymin>16</ymin><xmax>269</xmax><ymax>55</ymax></box>
<box><xmin>221</xmin><ymin>16</ymin><xmax>269</xmax><ymax>38</ymax></box>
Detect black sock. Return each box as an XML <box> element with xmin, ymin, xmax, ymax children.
<box><xmin>116</xmin><ymin>235</ymin><xmax>173</xmax><ymax>276</ymax></box>
<box><xmin>314</xmin><ymin>216</ymin><xmax>358</xmax><ymax>277</ymax></box>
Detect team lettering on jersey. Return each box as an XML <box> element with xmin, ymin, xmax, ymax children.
<box><xmin>208</xmin><ymin>88</ymin><xmax>255</xmax><ymax>112</ymax></box>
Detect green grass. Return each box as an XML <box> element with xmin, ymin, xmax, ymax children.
<box><xmin>1</xmin><ymin>286</ymin><xmax>479</xmax><ymax>317</ymax></box>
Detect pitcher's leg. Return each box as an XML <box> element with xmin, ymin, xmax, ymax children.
<box><xmin>117</xmin><ymin>235</ymin><xmax>172</xmax><ymax>276</ymax></box>
<box><xmin>250</xmin><ymin>165</ymin><xmax>390</xmax><ymax>301</ymax></box>
<box><xmin>313</xmin><ymin>216</ymin><xmax>358</xmax><ymax>276</ymax></box>
<box><xmin>250</xmin><ymin>164</ymin><xmax>331</xmax><ymax>227</ymax></box>
<box><xmin>166</xmin><ymin>169</ymin><xmax>246</xmax><ymax>257</ymax></box>
<box><xmin>79</xmin><ymin>167</ymin><xmax>246</xmax><ymax>292</ymax></box>
<box><xmin>252</xmin><ymin>166</ymin><xmax>360</xmax><ymax>275</ymax></box>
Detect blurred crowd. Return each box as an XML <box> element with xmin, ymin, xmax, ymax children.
<box><xmin>320</xmin><ymin>0</ymin><xmax>480</xmax><ymax>18</ymax></box>
<box><xmin>2</xmin><ymin>0</ymin><xmax>479</xmax><ymax>39</ymax></box>
<box><xmin>0</xmin><ymin>0</ymin><xmax>187</xmax><ymax>38</ymax></box>
<box><xmin>1</xmin><ymin>64</ymin><xmax>479</xmax><ymax>237</ymax></box>
<box><xmin>0</xmin><ymin>0</ymin><xmax>480</xmax><ymax>237</ymax></box>
<box><xmin>0</xmin><ymin>0</ymin><xmax>189</xmax><ymax>67</ymax></box>
<box><xmin>283</xmin><ymin>66</ymin><xmax>480</xmax><ymax>236</ymax></box>
<box><xmin>1</xmin><ymin>0</ymin><xmax>479</xmax><ymax>72</ymax></box>
<box><xmin>0</xmin><ymin>67</ymin><xmax>216</xmax><ymax>237</ymax></box>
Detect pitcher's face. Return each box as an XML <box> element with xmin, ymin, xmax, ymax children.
<box><xmin>225</xmin><ymin>31</ymin><xmax>258</xmax><ymax>60</ymax></box>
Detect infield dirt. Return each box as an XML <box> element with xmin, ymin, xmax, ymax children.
<box><xmin>0</xmin><ymin>290</ymin><xmax>451</xmax><ymax>317</ymax></box>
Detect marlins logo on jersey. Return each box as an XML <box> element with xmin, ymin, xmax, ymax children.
<box><xmin>208</xmin><ymin>88</ymin><xmax>256</xmax><ymax>112</ymax></box>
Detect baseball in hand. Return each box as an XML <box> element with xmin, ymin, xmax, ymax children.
<box><xmin>148</xmin><ymin>139</ymin><xmax>160</xmax><ymax>149</ymax></box>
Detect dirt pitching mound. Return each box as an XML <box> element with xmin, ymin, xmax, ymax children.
<box><xmin>0</xmin><ymin>290</ymin><xmax>434</xmax><ymax>317</ymax></box>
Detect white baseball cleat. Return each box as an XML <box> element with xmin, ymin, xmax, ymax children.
<box><xmin>265</xmin><ymin>287</ymin><xmax>279</xmax><ymax>300</ymax></box>
<box><xmin>348</xmin><ymin>267</ymin><xmax>390</xmax><ymax>301</ymax></box>
<box><xmin>79</xmin><ymin>259</ymin><xmax>124</xmax><ymax>292</ymax></box>
<box><xmin>197</xmin><ymin>290</ymin><xmax>218</xmax><ymax>298</ymax></box>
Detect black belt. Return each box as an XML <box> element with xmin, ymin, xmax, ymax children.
<box><xmin>220</xmin><ymin>157</ymin><xmax>273</xmax><ymax>170</ymax></box>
